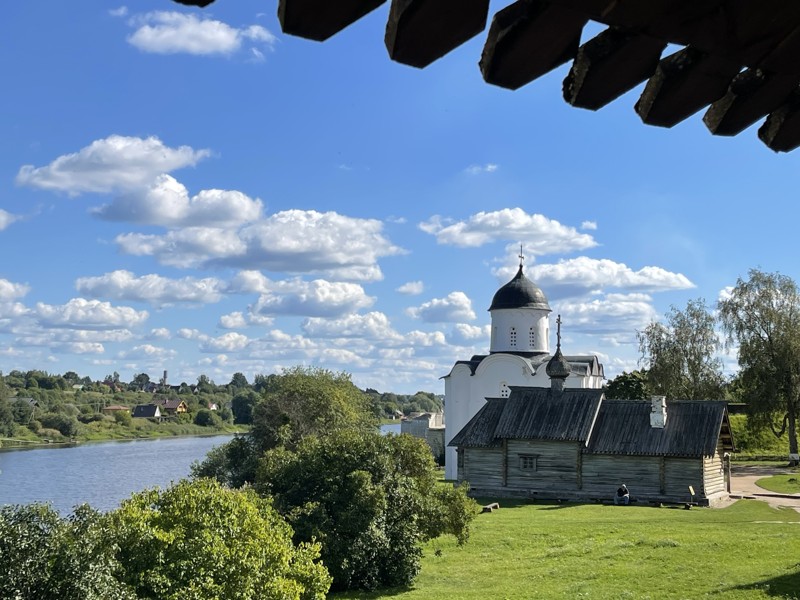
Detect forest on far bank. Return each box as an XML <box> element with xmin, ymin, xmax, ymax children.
<box><xmin>0</xmin><ymin>368</ymin><xmax>442</xmax><ymax>445</ymax></box>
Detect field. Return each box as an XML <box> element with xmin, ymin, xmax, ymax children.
<box><xmin>336</xmin><ymin>499</ymin><xmax>800</xmax><ymax>600</ymax></box>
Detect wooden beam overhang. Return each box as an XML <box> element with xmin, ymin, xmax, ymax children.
<box><xmin>386</xmin><ymin>0</ymin><xmax>491</xmax><ymax>69</ymax></box>
<box><xmin>172</xmin><ymin>0</ymin><xmax>800</xmax><ymax>151</ymax></box>
<box><xmin>480</xmin><ymin>0</ymin><xmax>587</xmax><ymax>91</ymax></box>
<box><xmin>278</xmin><ymin>0</ymin><xmax>387</xmax><ymax>42</ymax></box>
<box><xmin>564</xmin><ymin>28</ymin><xmax>666</xmax><ymax>110</ymax></box>
<box><xmin>704</xmin><ymin>69</ymin><xmax>800</xmax><ymax>137</ymax></box>
<box><xmin>635</xmin><ymin>47</ymin><xmax>740</xmax><ymax>128</ymax></box>
<box><xmin>759</xmin><ymin>90</ymin><xmax>800</xmax><ymax>152</ymax></box>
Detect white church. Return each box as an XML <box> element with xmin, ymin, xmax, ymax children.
<box><xmin>443</xmin><ymin>261</ymin><xmax>605</xmax><ymax>480</ymax></box>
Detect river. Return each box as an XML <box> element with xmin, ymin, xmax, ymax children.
<box><xmin>0</xmin><ymin>435</ymin><xmax>235</xmax><ymax>514</ymax></box>
<box><xmin>0</xmin><ymin>424</ymin><xmax>403</xmax><ymax>514</ymax></box>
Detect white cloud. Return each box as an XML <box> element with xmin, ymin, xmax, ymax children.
<box><xmin>526</xmin><ymin>257</ymin><xmax>694</xmax><ymax>298</ymax></box>
<box><xmin>396</xmin><ymin>281</ymin><xmax>424</xmax><ymax>295</ymax></box>
<box><xmin>177</xmin><ymin>328</ymin><xmax>205</xmax><ymax>340</ymax></box>
<box><xmin>419</xmin><ymin>208</ymin><xmax>597</xmax><ymax>253</ymax></box>
<box><xmin>0</xmin><ymin>279</ymin><xmax>29</xmax><ymax>301</ymax></box>
<box><xmin>581</xmin><ymin>220</ymin><xmax>597</xmax><ymax>230</ymax></box>
<box><xmin>252</xmin><ymin>278</ymin><xmax>374</xmax><ymax>318</ymax></box>
<box><xmin>127</xmin><ymin>12</ymin><xmax>276</xmax><ymax>56</ymax></box>
<box><xmin>34</xmin><ymin>298</ymin><xmax>148</xmax><ymax>330</ymax></box>
<box><xmin>75</xmin><ymin>270</ymin><xmax>226</xmax><ymax>306</ymax></box>
<box><xmin>148</xmin><ymin>327</ymin><xmax>171</xmax><ymax>339</ymax></box>
<box><xmin>119</xmin><ymin>344</ymin><xmax>176</xmax><ymax>359</ymax></box>
<box><xmin>406</xmin><ymin>330</ymin><xmax>448</xmax><ymax>346</ymax></box>
<box><xmin>464</xmin><ymin>163</ymin><xmax>498</xmax><ymax>175</ymax></box>
<box><xmin>109</xmin><ymin>6</ymin><xmax>128</xmax><ymax>17</ymax></box>
<box><xmin>234</xmin><ymin>210</ymin><xmax>403</xmax><ymax>279</ymax></box>
<box><xmin>302</xmin><ymin>312</ymin><xmax>399</xmax><ymax>339</ymax></box>
<box><xmin>116</xmin><ymin>227</ymin><xmax>246</xmax><ymax>268</ymax></box>
<box><xmin>0</xmin><ymin>210</ymin><xmax>19</xmax><ymax>231</ymax></box>
<box><xmin>66</xmin><ymin>342</ymin><xmax>106</xmax><ymax>355</ymax></box>
<box><xmin>16</xmin><ymin>135</ymin><xmax>209</xmax><ymax>195</ymax></box>
<box><xmin>447</xmin><ymin>323</ymin><xmax>491</xmax><ymax>346</ymax></box>
<box><xmin>407</xmin><ymin>291</ymin><xmax>476</xmax><ymax>323</ymax></box>
<box><xmin>219</xmin><ymin>311</ymin><xmax>248</xmax><ymax>329</ymax></box>
<box><xmin>556</xmin><ymin>293</ymin><xmax>659</xmax><ymax>336</ymax></box>
<box><xmin>93</xmin><ymin>174</ymin><xmax>262</xmax><ymax>227</ymax></box>
<box><xmin>115</xmin><ymin>210</ymin><xmax>403</xmax><ymax>280</ymax></box>
<box><xmin>200</xmin><ymin>332</ymin><xmax>250</xmax><ymax>352</ymax></box>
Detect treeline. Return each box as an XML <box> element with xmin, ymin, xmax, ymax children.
<box><xmin>0</xmin><ymin>368</ymin><xmax>441</xmax><ymax>442</ymax></box>
<box><xmin>605</xmin><ymin>268</ymin><xmax>800</xmax><ymax>463</ymax></box>
<box><xmin>0</xmin><ymin>366</ymin><xmax>479</xmax><ymax>600</ymax></box>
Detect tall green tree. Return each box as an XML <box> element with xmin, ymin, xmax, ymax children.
<box><xmin>251</xmin><ymin>366</ymin><xmax>376</xmax><ymax>452</ymax></box>
<box><xmin>604</xmin><ymin>370</ymin><xmax>649</xmax><ymax>399</ymax></box>
<box><xmin>719</xmin><ymin>269</ymin><xmax>800</xmax><ymax>464</ymax></box>
<box><xmin>256</xmin><ymin>430</ymin><xmax>478</xmax><ymax>591</ymax></box>
<box><xmin>637</xmin><ymin>298</ymin><xmax>724</xmax><ymax>399</ymax></box>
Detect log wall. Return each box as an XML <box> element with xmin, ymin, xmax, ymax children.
<box><xmin>462</xmin><ymin>447</ymin><xmax>504</xmax><ymax>489</ymax></box>
<box><xmin>505</xmin><ymin>440</ymin><xmax>580</xmax><ymax>491</ymax></box>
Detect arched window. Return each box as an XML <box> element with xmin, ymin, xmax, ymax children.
<box><xmin>509</xmin><ymin>327</ymin><xmax>517</xmax><ymax>347</ymax></box>
<box><xmin>500</xmin><ymin>382</ymin><xmax>510</xmax><ymax>398</ymax></box>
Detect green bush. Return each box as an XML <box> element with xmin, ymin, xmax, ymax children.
<box><xmin>729</xmin><ymin>414</ymin><xmax>788</xmax><ymax>457</ymax></box>
<box><xmin>194</xmin><ymin>408</ymin><xmax>221</xmax><ymax>427</ymax></box>
<box><xmin>39</xmin><ymin>413</ymin><xmax>79</xmax><ymax>438</ymax></box>
<box><xmin>108</xmin><ymin>479</ymin><xmax>331</xmax><ymax>600</ymax></box>
<box><xmin>113</xmin><ymin>411</ymin><xmax>132</xmax><ymax>427</ymax></box>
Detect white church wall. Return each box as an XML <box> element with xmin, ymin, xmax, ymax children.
<box><xmin>490</xmin><ymin>308</ymin><xmax>549</xmax><ymax>353</ymax></box>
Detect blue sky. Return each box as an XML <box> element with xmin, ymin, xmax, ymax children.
<box><xmin>0</xmin><ymin>1</ymin><xmax>797</xmax><ymax>393</ymax></box>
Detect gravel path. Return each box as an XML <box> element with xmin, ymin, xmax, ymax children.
<box><xmin>730</xmin><ymin>464</ymin><xmax>800</xmax><ymax>512</ymax></box>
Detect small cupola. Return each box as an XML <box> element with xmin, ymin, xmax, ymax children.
<box><xmin>546</xmin><ymin>315</ymin><xmax>571</xmax><ymax>394</ymax></box>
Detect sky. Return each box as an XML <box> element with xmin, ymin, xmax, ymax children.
<box><xmin>0</xmin><ymin>1</ymin><xmax>798</xmax><ymax>394</ymax></box>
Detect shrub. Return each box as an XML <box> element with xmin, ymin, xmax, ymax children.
<box><xmin>194</xmin><ymin>409</ymin><xmax>221</xmax><ymax>427</ymax></box>
<box><xmin>39</xmin><ymin>413</ymin><xmax>79</xmax><ymax>438</ymax></box>
<box><xmin>113</xmin><ymin>411</ymin><xmax>132</xmax><ymax>427</ymax></box>
<box><xmin>107</xmin><ymin>479</ymin><xmax>331</xmax><ymax>600</ymax></box>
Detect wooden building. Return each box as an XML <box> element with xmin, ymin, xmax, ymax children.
<box><xmin>449</xmin><ymin>385</ymin><xmax>735</xmax><ymax>506</ymax></box>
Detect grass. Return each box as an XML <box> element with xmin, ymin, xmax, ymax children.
<box><xmin>334</xmin><ymin>499</ymin><xmax>800</xmax><ymax>600</ymax></box>
<box><xmin>757</xmin><ymin>474</ymin><xmax>800</xmax><ymax>495</ymax></box>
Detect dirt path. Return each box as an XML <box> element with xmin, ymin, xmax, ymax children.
<box><xmin>730</xmin><ymin>465</ymin><xmax>800</xmax><ymax>512</ymax></box>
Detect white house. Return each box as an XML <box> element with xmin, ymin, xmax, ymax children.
<box><xmin>443</xmin><ymin>262</ymin><xmax>604</xmax><ymax>480</ymax></box>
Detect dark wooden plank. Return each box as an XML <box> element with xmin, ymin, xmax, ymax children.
<box><xmin>564</xmin><ymin>27</ymin><xmax>666</xmax><ymax>110</ymax></box>
<box><xmin>635</xmin><ymin>47</ymin><xmax>740</xmax><ymax>128</ymax></box>
<box><xmin>278</xmin><ymin>0</ymin><xmax>387</xmax><ymax>42</ymax></box>
<box><xmin>173</xmin><ymin>0</ymin><xmax>215</xmax><ymax>6</ymax></box>
<box><xmin>759</xmin><ymin>89</ymin><xmax>800</xmax><ymax>152</ymax></box>
<box><xmin>480</xmin><ymin>0</ymin><xmax>587</xmax><ymax>91</ymax></box>
<box><xmin>760</xmin><ymin>27</ymin><xmax>800</xmax><ymax>75</ymax></box>
<box><xmin>385</xmin><ymin>0</ymin><xmax>490</xmax><ymax>69</ymax></box>
<box><xmin>704</xmin><ymin>69</ymin><xmax>799</xmax><ymax>136</ymax></box>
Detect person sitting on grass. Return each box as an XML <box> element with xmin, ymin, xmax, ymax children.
<box><xmin>614</xmin><ymin>484</ymin><xmax>630</xmax><ymax>505</ymax></box>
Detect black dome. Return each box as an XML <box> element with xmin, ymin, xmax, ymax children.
<box><xmin>489</xmin><ymin>266</ymin><xmax>550</xmax><ymax>311</ymax></box>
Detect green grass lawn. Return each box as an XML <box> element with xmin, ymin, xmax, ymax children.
<box><xmin>757</xmin><ymin>474</ymin><xmax>800</xmax><ymax>495</ymax></box>
<box><xmin>335</xmin><ymin>499</ymin><xmax>800</xmax><ymax>600</ymax></box>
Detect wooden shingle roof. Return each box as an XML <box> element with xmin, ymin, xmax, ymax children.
<box><xmin>175</xmin><ymin>0</ymin><xmax>800</xmax><ymax>152</ymax></box>
<box><xmin>494</xmin><ymin>387</ymin><xmax>603</xmax><ymax>442</ymax></box>
<box><xmin>586</xmin><ymin>399</ymin><xmax>734</xmax><ymax>457</ymax></box>
<box><xmin>448</xmin><ymin>398</ymin><xmax>505</xmax><ymax>448</ymax></box>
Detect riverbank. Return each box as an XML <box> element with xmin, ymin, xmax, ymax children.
<box><xmin>0</xmin><ymin>422</ymin><xmax>249</xmax><ymax>450</ymax></box>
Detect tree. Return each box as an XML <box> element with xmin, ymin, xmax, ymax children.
<box><xmin>229</xmin><ymin>372</ymin><xmax>249</xmax><ymax>389</ymax></box>
<box><xmin>0</xmin><ymin>503</ymin><xmax>136</xmax><ymax>600</ymax></box>
<box><xmin>130</xmin><ymin>373</ymin><xmax>150</xmax><ymax>391</ymax></box>
<box><xmin>637</xmin><ymin>298</ymin><xmax>724</xmax><ymax>399</ymax></box>
<box><xmin>256</xmin><ymin>430</ymin><xmax>478</xmax><ymax>591</ymax></box>
<box><xmin>107</xmin><ymin>478</ymin><xmax>331</xmax><ymax>600</ymax></box>
<box><xmin>194</xmin><ymin>408</ymin><xmax>221</xmax><ymax>427</ymax></box>
<box><xmin>0</xmin><ymin>399</ymin><xmax>14</xmax><ymax>437</ymax></box>
<box><xmin>719</xmin><ymin>269</ymin><xmax>800</xmax><ymax>464</ymax></box>
<box><xmin>604</xmin><ymin>370</ymin><xmax>649</xmax><ymax>399</ymax></box>
<box><xmin>231</xmin><ymin>390</ymin><xmax>258</xmax><ymax>424</ymax></box>
<box><xmin>250</xmin><ymin>366</ymin><xmax>377</xmax><ymax>452</ymax></box>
